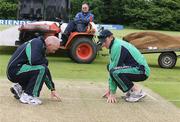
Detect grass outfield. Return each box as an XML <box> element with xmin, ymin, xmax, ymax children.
<box><xmin>0</xmin><ymin>26</ymin><xmax>180</xmax><ymax>107</ymax></box>
<box><xmin>0</xmin><ymin>25</ymin><xmax>12</xmax><ymax>30</ymax></box>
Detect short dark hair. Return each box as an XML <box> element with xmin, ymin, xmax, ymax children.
<box><xmin>82</xmin><ymin>1</ymin><xmax>89</xmax><ymax>7</ymax></box>
<box><xmin>97</xmin><ymin>30</ymin><xmax>113</xmax><ymax>46</ymax></box>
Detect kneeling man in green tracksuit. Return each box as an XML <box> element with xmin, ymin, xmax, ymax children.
<box><xmin>7</xmin><ymin>36</ymin><xmax>61</xmax><ymax>105</ymax></box>
<box><xmin>98</xmin><ymin>30</ymin><xmax>150</xmax><ymax>103</ymax></box>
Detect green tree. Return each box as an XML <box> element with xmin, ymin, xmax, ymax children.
<box><xmin>2</xmin><ymin>0</ymin><xmax>18</xmax><ymax>3</ymax></box>
<box><xmin>0</xmin><ymin>1</ymin><xmax>17</xmax><ymax>19</ymax></box>
<box><xmin>119</xmin><ymin>0</ymin><xmax>180</xmax><ymax>30</ymax></box>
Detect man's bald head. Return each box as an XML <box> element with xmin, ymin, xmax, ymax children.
<box><xmin>45</xmin><ymin>36</ymin><xmax>60</xmax><ymax>54</ymax></box>
<box><xmin>45</xmin><ymin>36</ymin><xmax>60</xmax><ymax>46</ymax></box>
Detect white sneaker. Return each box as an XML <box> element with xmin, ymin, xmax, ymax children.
<box><xmin>30</xmin><ymin>97</ymin><xmax>42</xmax><ymax>105</ymax></box>
<box><xmin>20</xmin><ymin>93</ymin><xmax>42</xmax><ymax>105</ymax></box>
<box><xmin>10</xmin><ymin>83</ymin><xmax>23</xmax><ymax>99</ymax></box>
<box><xmin>125</xmin><ymin>90</ymin><xmax>146</xmax><ymax>102</ymax></box>
<box><xmin>124</xmin><ymin>90</ymin><xmax>131</xmax><ymax>98</ymax></box>
<box><xmin>121</xmin><ymin>91</ymin><xmax>131</xmax><ymax>99</ymax></box>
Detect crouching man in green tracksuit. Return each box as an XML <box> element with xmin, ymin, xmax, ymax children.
<box><xmin>7</xmin><ymin>36</ymin><xmax>61</xmax><ymax>105</ymax></box>
<box><xmin>98</xmin><ymin>30</ymin><xmax>150</xmax><ymax>103</ymax></box>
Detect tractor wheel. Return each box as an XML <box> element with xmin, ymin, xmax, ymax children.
<box><xmin>158</xmin><ymin>52</ymin><xmax>177</xmax><ymax>68</ymax></box>
<box><xmin>69</xmin><ymin>37</ymin><xmax>97</xmax><ymax>63</ymax></box>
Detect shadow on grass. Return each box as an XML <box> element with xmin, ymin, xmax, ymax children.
<box><xmin>48</xmin><ymin>57</ymin><xmax>73</xmax><ymax>64</ymax></box>
<box><xmin>0</xmin><ymin>46</ymin><xmax>17</xmax><ymax>54</ymax></box>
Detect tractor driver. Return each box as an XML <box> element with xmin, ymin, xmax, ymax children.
<box><xmin>60</xmin><ymin>2</ymin><xmax>94</xmax><ymax>46</ymax></box>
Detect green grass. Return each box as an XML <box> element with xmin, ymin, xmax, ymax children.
<box><xmin>143</xmin><ymin>53</ymin><xmax>180</xmax><ymax>107</ymax></box>
<box><xmin>0</xmin><ymin>25</ymin><xmax>12</xmax><ymax>31</ymax></box>
<box><xmin>48</xmin><ymin>55</ymin><xmax>108</xmax><ymax>81</ymax></box>
<box><xmin>1</xmin><ymin>27</ymin><xmax>180</xmax><ymax>107</ymax></box>
<box><xmin>0</xmin><ymin>53</ymin><xmax>109</xmax><ymax>81</ymax></box>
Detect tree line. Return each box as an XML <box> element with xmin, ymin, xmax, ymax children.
<box><xmin>0</xmin><ymin>0</ymin><xmax>180</xmax><ymax>31</ymax></box>
<box><xmin>0</xmin><ymin>0</ymin><xmax>18</xmax><ymax>19</ymax></box>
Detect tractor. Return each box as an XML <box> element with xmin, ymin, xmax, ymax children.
<box><xmin>15</xmin><ymin>20</ymin><xmax>98</xmax><ymax>63</ymax></box>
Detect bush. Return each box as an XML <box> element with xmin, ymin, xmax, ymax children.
<box><xmin>0</xmin><ymin>1</ymin><xmax>17</xmax><ymax>19</ymax></box>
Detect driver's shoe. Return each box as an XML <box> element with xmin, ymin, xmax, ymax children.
<box><xmin>60</xmin><ymin>33</ymin><xmax>68</xmax><ymax>46</ymax></box>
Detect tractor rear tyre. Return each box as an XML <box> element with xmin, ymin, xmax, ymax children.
<box><xmin>69</xmin><ymin>37</ymin><xmax>97</xmax><ymax>63</ymax></box>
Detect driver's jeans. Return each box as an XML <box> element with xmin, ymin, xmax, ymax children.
<box><xmin>61</xmin><ymin>21</ymin><xmax>87</xmax><ymax>46</ymax></box>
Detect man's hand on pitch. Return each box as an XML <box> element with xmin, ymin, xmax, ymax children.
<box><xmin>51</xmin><ymin>90</ymin><xmax>61</xmax><ymax>102</ymax></box>
<box><xmin>102</xmin><ymin>89</ymin><xmax>110</xmax><ymax>98</ymax></box>
<box><xmin>107</xmin><ymin>94</ymin><xmax>117</xmax><ymax>103</ymax></box>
